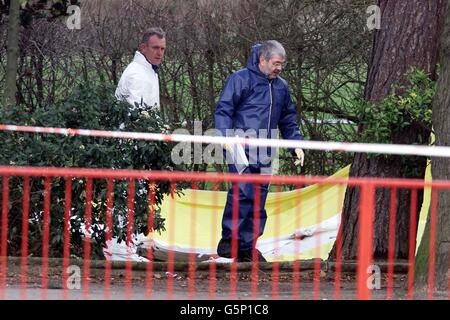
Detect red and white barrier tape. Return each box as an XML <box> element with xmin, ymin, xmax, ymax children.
<box><xmin>0</xmin><ymin>123</ymin><xmax>447</xmax><ymax>158</ymax></box>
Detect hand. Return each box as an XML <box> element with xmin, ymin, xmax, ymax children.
<box><xmin>294</xmin><ymin>148</ymin><xmax>304</xmax><ymax>167</ymax></box>
<box><xmin>222</xmin><ymin>142</ymin><xmax>234</xmax><ymax>155</ymax></box>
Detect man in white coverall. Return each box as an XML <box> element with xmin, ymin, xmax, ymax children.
<box><xmin>115</xmin><ymin>27</ymin><xmax>166</xmax><ymax>109</ymax></box>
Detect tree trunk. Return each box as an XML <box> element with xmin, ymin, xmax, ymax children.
<box><xmin>329</xmin><ymin>0</ymin><xmax>446</xmax><ymax>261</ymax></box>
<box><xmin>185</xmin><ymin>52</ymin><xmax>201</xmax><ymax>122</ymax></box>
<box><xmin>206</xmin><ymin>48</ymin><xmax>216</xmax><ymax>124</ymax></box>
<box><xmin>415</xmin><ymin>2</ymin><xmax>450</xmax><ymax>293</ymax></box>
<box><xmin>4</xmin><ymin>0</ymin><xmax>21</xmax><ymax>107</ymax></box>
<box><xmin>35</xmin><ymin>53</ymin><xmax>44</xmax><ymax>109</ymax></box>
<box><xmin>111</xmin><ymin>57</ymin><xmax>118</xmax><ymax>85</ymax></box>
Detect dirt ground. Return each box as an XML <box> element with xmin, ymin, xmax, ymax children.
<box><xmin>0</xmin><ymin>257</ymin><xmax>446</xmax><ymax>300</ymax></box>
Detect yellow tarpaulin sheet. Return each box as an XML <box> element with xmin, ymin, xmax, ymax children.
<box><xmin>152</xmin><ymin>165</ymin><xmax>430</xmax><ymax>262</ymax></box>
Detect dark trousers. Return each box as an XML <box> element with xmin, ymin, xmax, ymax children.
<box><xmin>219</xmin><ymin>164</ymin><xmax>269</xmax><ymax>253</ymax></box>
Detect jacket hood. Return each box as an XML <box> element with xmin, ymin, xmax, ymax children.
<box><xmin>134</xmin><ymin>51</ymin><xmax>152</xmax><ymax>69</ymax></box>
<box><xmin>246</xmin><ymin>43</ymin><xmax>264</xmax><ymax>76</ymax></box>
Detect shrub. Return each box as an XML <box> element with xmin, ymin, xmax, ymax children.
<box><xmin>0</xmin><ymin>82</ymin><xmax>183</xmax><ymax>259</ymax></box>
<box><xmin>357</xmin><ymin>67</ymin><xmax>436</xmax><ymax>145</ymax></box>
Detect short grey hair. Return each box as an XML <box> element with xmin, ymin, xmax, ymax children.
<box><xmin>259</xmin><ymin>40</ymin><xmax>286</xmax><ymax>61</ymax></box>
<box><xmin>141</xmin><ymin>27</ymin><xmax>166</xmax><ymax>44</ymax></box>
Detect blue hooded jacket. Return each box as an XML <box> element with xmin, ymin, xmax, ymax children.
<box><xmin>214</xmin><ymin>44</ymin><xmax>303</xmax><ymax>167</ymax></box>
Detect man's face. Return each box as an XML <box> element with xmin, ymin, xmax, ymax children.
<box><xmin>140</xmin><ymin>35</ymin><xmax>166</xmax><ymax>65</ymax></box>
<box><xmin>259</xmin><ymin>54</ymin><xmax>285</xmax><ymax>79</ymax></box>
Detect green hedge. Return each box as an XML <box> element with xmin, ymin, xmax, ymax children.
<box><xmin>0</xmin><ymin>82</ymin><xmax>183</xmax><ymax>259</ymax></box>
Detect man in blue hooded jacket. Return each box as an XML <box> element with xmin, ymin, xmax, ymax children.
<box><xmin>215</xmin><ymin>40</ymin><xmax>305</xmax><ymax>262</ymax></box>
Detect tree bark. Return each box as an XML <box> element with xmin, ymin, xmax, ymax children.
<box><xmin>329</xmin><ymin>0</ymin><xmax>446</xmax><ymax>261</ymax></box>
<box><xmin>4</xmin><ymin>0</ymin><xmax>21</xmax><ymax>107</ymax></box>
<box><xmin>415</xmin><ymin>1</ymin><xmax>450</xmax><ymax>293</ymax></box>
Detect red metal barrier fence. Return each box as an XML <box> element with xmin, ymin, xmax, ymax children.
<box><xmin>0</xmin><ymin>165</ymin><xmax>448</xmax><ymax>300</ymax></box>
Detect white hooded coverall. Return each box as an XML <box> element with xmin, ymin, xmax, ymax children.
<box><xmin>115</xmin><ymin>51</ymin><xmax>160</xmax><ymax>110</ymax></box>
